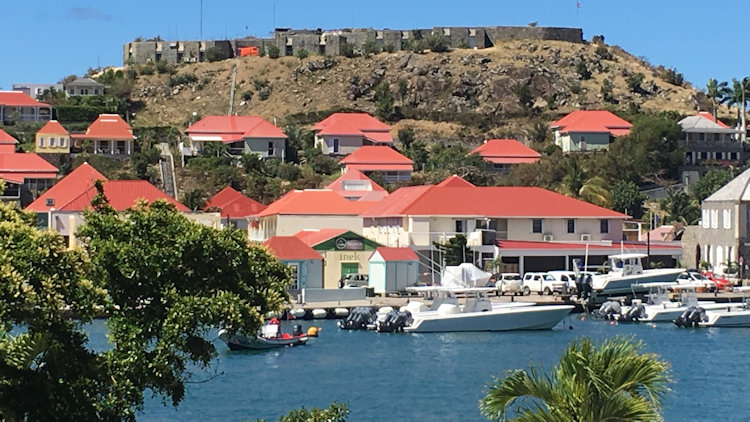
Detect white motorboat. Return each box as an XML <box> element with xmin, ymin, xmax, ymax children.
<box><xmin>218</xmin><ymin>319</ymin><xmax>308</xmax><ymax>350</ymax></box>
<box><xmin>395</xmin><ymin>286</ymin><xmax>573</xmax><ymax>333</ymax></box>
<box><xmin>618</xmin><ymin>283</ymin><xmax>743</xmax><ymax>323</ymax></box>
<box><xmin>698</xmin><ymin>304</ymin><xmax>750</xmax><ymax>327</ymax></box>
<box><xmin>587</xmin><ymin>253</ymin><xmax>683</xmax><ymax>296</ymax></box>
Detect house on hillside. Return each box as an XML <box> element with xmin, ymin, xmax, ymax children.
<box><xmin>326</xmin><ymin>168</ymin><xmax>389</xmax><ymax>201</ymax></box>
<box><xmin>0</xmin><ymin>91</ymin><xmax>52</xmax><ymax>124</ymax></box>
<box><xmin>262</xmin><ymin>236</ymin><xmax>324</xmax><ymax>290</ymax></box>
<box><xmin>339</xmin><ymin>146</ymin><xmax>413</xmax><ymax>183</ymax></box>
<box><xmin>679</xmin><ymin>112</ymin><xmax>742</xmax><ymax>167</ymax></box>
<box><xmin>681</xmin><ymin>168</ymin><xmax>750</xmax><ymax>270</ymax></box>
<box><xmin>551</xmin><ymin>110</ymin><xmax>631</xmax><ymax>153</ymax></box>
<box><xmin>64</xmin><ymin>78</ymin><xmax>106</xmax><ymax>96</ymax></box>
<box><xmin>294</xmin><ymin>229</ymin><xmax>380</xmax><ymax>289</ymax></box>
<box><xmin>26</xmin><ymin>163</ymin><xmax>188</xmax><ymax>246</ymax></box>
<box><xmin>12</xmin><ymin>83</ymin><xmax>63</xmax><ymax>99</ymax></box>
<box><xmin>36</xmin><ymin>121</ymin><xmax>71</xmax><ymax>154</ymax></box>
<box><xmin>312</xmin><ymin>112</ymin><xmax>392</xmax><ymax>156</ymax></box>
<box><xmin>185</xmin><ymin>115</ymin><xmax>287</xmax><ymax>158</ymax></box>
<box><xmin>205</xmin><ymin>186</ymin><xmax>266</xmax><ymax>230</ymax></box>
<box><xmin>470</xmin><ymin>139</ymin><xmax>541</xmax><ymax>172</ymax></box>
<box><xmin>360</xmin><ymin>175</ymin><xmax>677</xmax><ymax>276</ymax></box>
<box><xmin>0</xmin><ymin>128</ymin><xmax>58</xmax><ymax>206</ymax></box>
<box><xmin>248</xmin><ymin>189</ymin><xmax>376</xmax><ymax>242</ymax></box>
<box><xmin>71</xmin><ymin>114</ymin><xmax>136</xmax><ymax>155</ymax></box>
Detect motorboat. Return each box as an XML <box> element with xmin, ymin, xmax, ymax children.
<box><xmin>585</xmin><ymin>253</ymin><xmax>683</xmax><ymax>296</ymax></box>
<box><xmin>393</xmin><ymin>286</ymin><xmax>573</xmax><ymax>333</ymax></box>
<box><xmin>218</xmin><ymin>319</ymin><xmax>308</xmax><ymax>350</ymax></box>
<box><xmin>616</xmin><ymin>283</ymin><xmax>743</xmax><ymax>323</ymax></box>
<box><xmin>698</xmin><ymin>303</ymin><xmax>750</xmax><ymax>327</ymax></box>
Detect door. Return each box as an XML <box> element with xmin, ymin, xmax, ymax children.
<box><xmin>340</xmin><ymin>262</ymin><xmax>359</xmax><ymax>279</ymax></box>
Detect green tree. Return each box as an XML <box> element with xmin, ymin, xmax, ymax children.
<box><xmin>607</xmin><ymin>115</ymin><xmax>683</xmax><ymax>182</ymax></box>
<box><xmin>661</xmin><ymin>190</ymin><xmax>700</xmax><ymax>224</ymax></box>
<box><xmin>514</xmin><ymin>81</ymin><xmax>533</xmax><ymax>112</ymax></box>
<box><xmin>181</xmin><ymin>187</ymin><xmax>208</xmax><ymax>210</ymax></box>
<box><xmin>425</xmin><ymin>33</ymin><xmax>448</xmax><ymax>53</ymax></box>
<box><xmin>433</xmin><ymin>234</ymin><xmax>470</xmax><ymax>266</ymax></box>
<box><xmin>374</xmin><ymin>82</ymin><xmax>395</xmax><ymax>121</ymax></box>
<box><xmin>692</xmin><ymin>168</ymin><xmax>734</xmax><ymax>201</ymax></box>
<box><xmin>295</xmin><ymin>48</ymin><xmax>309</xmax><ymax>59</ymax></box>
<box><xmin>706</xmin><ymin>78</ymin><xmax>730</xmax><ymax>121</ymax></box>
<box><xmin>362</xmin><ymin>39</ymin><xmax>379</xmax><ymax>56</ymax></box>
<box><xmin>267</xmin><ymin>45</ymin><xmax>280</xmax><ymax>59</ymax></box>
<box><xmin>627</xmin><ymin>72</ymin><xmax>645</xmax><ymax>93</ymax></box>
<box><xmin>530</xmin><ymin>120</ymin><xmax>550</xmax><ymax>143</ymax></box>
<box><xmin>601</xmin><ymin>79</ymin><xmax>615</xmax><ymax>103</ymax></box>
<box><xmin>480</xmin><ymin>336</ymin><xmax>671</xmax><ymax>422</ymax></box>
<box><xmin>272</xmin><ymin>402</ymin><xmax>349</xmax><ymax>422</ymax></box>
<box><xmin>77</xmin><ymin>187</ymin><xmax>291</xmax><ymax>417</ymax></box>
<box><xmin>576</xmin><ymin>60</ymin><xmax>591</xmax><ymax>80</ymax></box>
<box><xmin>611</xmin><ymin>180</ymin><xmax>646</xmax><ymax>219</ymax></box>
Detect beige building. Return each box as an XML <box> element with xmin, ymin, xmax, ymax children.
<box><xmin>36</xmin><ymin>120</ymin><xmax>70</xmax><ymax>154</ymax></box>
<box><xmin>294</xmin><ymin>229</ymin><xmax>380</xmax><ymax>289</ymax></box>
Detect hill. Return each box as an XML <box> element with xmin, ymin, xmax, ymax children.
<box><xmin>129</xmin><ymin>38</ymin><xmax>705</xmax><ymax>143</ymax></box>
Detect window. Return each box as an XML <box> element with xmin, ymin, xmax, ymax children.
<box><xmin>59</xmin><ymin>137</ymin><xmax>66</xmax><ymax>147</ymax></box>
<box><xmin>38</xmin><ymin>137</ymin><xmax>44</xmax><ymax>147</ymax></box>
<box><xmin>532</xmin><ymin>219</ymin><xmax>543</xmax><ymax>233</ymax></box>
<box><xmin>567</xmin><ymin>219</ymin><xmax>575</xmax><ymax>234</ymax></box>
<box><xmin>94</xmin><ymin>89</ymin><xmax>99</xmax><ymax>95</ymax></box>
<box><xmin>723</xmin><ymin>209</ymin><xmax>732</xmax><ymax>229</ymax></box>
<box><xmin>267</xmin><ymin>141</ymin><xmax>274</xmax><ymax>156</ymax></box>
<box><xmin>710</xmin><ymin>209</ymin><xmax>718</xmax><ymax>229</ymax></box>
<box><xmin>702</xmin><ymin>209</ymin><xmax>710</xmax><ymax>229</ymax></box>
<box><xmin>455</xmin><ymin>220</ymin><xmax>464</xmax><ymax>233</ymax></box>
<box><xmin>333</xmin><ymin>138</ymin><xmax>339</xmax><ymax>154</ymax></box>
<box><xmin>288</xmin><ymin>264</ymin><xmax>299</xmax><ymax>289</ymax></box>
<box><xmin>600</xmin><ymin>219</ymin><xmax>609</xmax><ymax>234</ymax></box>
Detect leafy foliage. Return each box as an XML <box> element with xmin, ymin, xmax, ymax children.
<box><xmin>433</xmin><ymin>234</ymin><xmax>471</xmax><ymax>266</ymax></box>
<box><xmin>692</xmin><ymin>168</ymin><xmax>734</xmax><ymax>201</ymax></box>
<box><xmin>480</xmin><ymin>336</ymin><xmax>671</xmax><ymax>422</ymax></box>
<box><xmin>627</xmin><ymin>72</ymin><xmax>645</xmax><ymax>93</ymax></box>
<box><xmin>295</xmin><ymin>48</ymin><xmax>309</xmax><ymax>59</ymax></box>
<box><xmin>611</xmin><ymin>180</ymin><xmax>646</xmax><ymax>219</ymax></box>
<box><xmin>374</xmin><ymin>82</ymin><xmax>395</xmax><ymax>120</ymax></box>
<box><xmin>661</xmin><ymin>190</ymin><xmax>700</xmax><ymax>224</ymax></box>
<box><xmin>181</xmin><ymin>188</ymin><xmax>208</xmax><ymax>210</ymax></box>
<box><xmin>274</xmin><ymin>402</ymin><xmax>349</xmax><ymax>422</ymax></box>
<box><xmin>267</xmin><ymin>45</ymin><xmax>280</xmax><ymax>59</ymax></box>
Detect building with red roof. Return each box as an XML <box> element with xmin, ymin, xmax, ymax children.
<box><xmin>0</xmin><ymin>127</ymin><xmax>18</xmax><ymax>154</ymax></box>
<box><xmin>36</xmin><ymin>120</ymin><xmax>71</xmax><ymax>154</ymax></box>
<box><xmin>0</xmin><ymin>128</ymin><xmax>58</xmax><ymax>206</ymax></box>
<box><xmin>293</xmin><ymin>229</ymin><xmax>381</xmax><ymax>289</ymax></box>
<box><xmin>312</xmin><ymin>112</ymin><xmax>392</xmax><ymax>156</ymax></box>
<box><xmin>205</xmin><ymin>186</ymin><xmax>267</xmax><ymax>230</ymax></box>
<box><xmin>369</xmin><ymin>247</ymin><xmax>420</xmax><ymax>293</ymax></box>
<box><xmin>470</xmin><ymin>139</ymin><xmax>541</xmax><ymax>172</ymax></box>
<box><xmin>249</xmin><ymin>189</ymin><xmax>377</xmax><ymax>242</ymax></box>
<box><xmin>71</xmin><ymin>114</ymin><xmax>136</xmax><ymax>155</ymax></box>
<box><xmin>185</xmin><ymin>115</ymin><xmax>286</xmax><ymax>158</ymax></box>
<box><xmin>339</xmin><ymin>146</ymin><xmax>413</xmax><ymax>182</ymax></box>
<box><xmin>0</xmin><ymin>90</ymin><xmax>52</xmax><ymax>124</ymax></box>
<box><xmin>262</xmin><ymin>236</ymin><xmax>324</xmax><ymax>289</ymax></box>
<box><xmin>26</xmin><ymin>162</ymin><xmax>188</xmax><ymax>243</ymax></box>
<box><xmin>361</xmin><ymin>175</ymin><xmax>631</xmax><ymax>272</ymax></box>
<box><xmin>551</xmin><ymin>110</ymin><xmax>632</xmax><ymax>153</ymax></box>
<box><xmin>679</xmin><ymin>113</ymin><xmax>742</xmax><ymax>167</ymax></box>
<box><xmin>326</xmin><ymin>168</ymin><xmax>389</xmax><ymax>201</ymax></box>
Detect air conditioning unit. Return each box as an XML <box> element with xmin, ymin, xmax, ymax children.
<box><xmin>580</xmin><ymin>234</ymin><xmax>591</xmax><ymax>241</ymax></box>
<box><xmin>543</xmin><ymin>234</ymin><xmax>554</xmax><ymax>242</ymax></box>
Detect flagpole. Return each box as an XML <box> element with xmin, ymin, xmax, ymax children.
<box><xmin>576</xmin><ymin>1</ymin><xmax>580</xmax><ymax>27</ymax></box>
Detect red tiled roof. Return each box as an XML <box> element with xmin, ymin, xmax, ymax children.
<box><xmin>497</xmin><ymin>239</ymin><xmax>681</xmax><ymax>253</ymax></box>
<box><xmin>372</xmin><ymin>246</ymin><xmax>418</xmax><ymax>261</ymax></box>
<box><xmin>551</xmin><ymin>110</ymin><xmax>632</xmax><ymax>136</ymax></box>
<box><xmin>0</xmin><ymin>128</ymin><xmax>18</xmax><ymax>145</ymax></box>
<box><xmin>326</xmin><ymin>168</ymin><xmax>389</xmax><ymax>201</ymax></box>
<box><xmin>437</xmin><ymin>175</ymin><xmax>475</xmax><ymax>188</ymax></box>
<box><xmin>471</xmin><ymin>139</ymin><xmax>541</xmax><ymax>164</ymax></box>
<box><xmin>0</xmin><ymin>91</ymin><xmax>51</xmax><ymax>107</ymax></box>
<box><xmin>72</xmin><ymin>114</ymin><xmax>134</xmax><ymax>140</ymax></box>
<box><xmin>263</xmin><ymin>236</ymin><xmax>323</xmax><ymax>260</ymax></box>
<box><xmin>293</xmin><ymin>228</ymin><xmax>350</xmax><ymax>247</ymax></box>
<box><xmin>340</xmin><ymin>146</ymin><xmax>413</xmax><ymax>172</ymax></box>
<box><xmin>26</xmin><ymin>163</ymin><xmax>106</xmax><ymax>212</ymax></box>
<box><xmin>205</xmin><ymin>186</ymin><xmax>266</xmax><ymax>218</ymax></box>
<box><xmin>257</xmin><ymin>189</ymin><xmax>377</xmax><ymax>217</ymax></box>
<box><xmin>186</xmin><ymin>115</ymin><xmax>285</xmax><ymax>141</ymax></box>
<box><xmin>313</xmin><ymin>112</ymin><xmax>390</xmax><ymax>133</ymax></box>
<box><xmin>364</xmin><ymin>131</ymin><xmax>394</xmax><ymax>143</ymax></box>
<box><xmin>361</xmin><ymin>176</ymin><xmax>627</xmax><ymax>219</ymax></box>
<box><xmin>37</xmin><ymin>120</ymin><xmax>69</xmax><ymax>135</ymax></box>
<box><xmin>697</xmin><ymin>111</ymin><xmax>730</xmax><ymax>128</ymax></box>
<box><xmin>0</xmin><ymin>153</ymin><xmax>57</xmax><ymax>180</ymax></box>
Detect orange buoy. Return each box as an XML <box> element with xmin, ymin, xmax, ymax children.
<box><xmin>307</xmin><ymin>326</ymin><xmax>319</xmax><ymax>337</ymax></box>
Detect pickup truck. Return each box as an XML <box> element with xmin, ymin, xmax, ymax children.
<box><xmin>522</xmin><ymin>272</ymin><xmax>567</xmax><ymax>295</ymax></box>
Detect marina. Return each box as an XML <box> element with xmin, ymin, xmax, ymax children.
<box><xmin>78</xmin><ymin>317</ymin><xmax>750</xmax><ymax>421</ymax></box>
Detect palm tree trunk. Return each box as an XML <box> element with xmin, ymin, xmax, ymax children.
<box><xmin>743</xmin><ymin>101</ymin><xmax>747</xmax><ymax>143</ymax></box>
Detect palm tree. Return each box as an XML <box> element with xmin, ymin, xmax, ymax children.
<box><xmin>479</xmin><ymin>336</ymin><xmax>671</xmax><ymax>422</ymax></box>
<box><xmin>728</xmin><ymin>78</ymin><xmax>750</xmax><ymax>142</ymax></box>
<box><xmin>579</xmin><ymin>176</ymin><xmax>612</xmax><ymax>208</ymax></box>
<box><xmin>706</xmin><ymin>78</ymin><xmax>730</xmax><ymax>121</ymax></box>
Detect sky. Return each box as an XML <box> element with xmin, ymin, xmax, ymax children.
<box><xmin>1</xmin><ymin>1</ymin><xmax>747</xmax><ymax>92</ymax></box>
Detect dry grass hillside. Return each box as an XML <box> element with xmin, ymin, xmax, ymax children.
<box><xmin>130</xmin><ymin>39</ymin><xmax>705</xmax><ymax>145</ymax></box>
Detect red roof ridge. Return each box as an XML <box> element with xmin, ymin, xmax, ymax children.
<box><xmin>436</xmin><ymin>175</ymin><xmax>475</xmax><ymax>188</ymax></box>
<box><xmin>0</xmin><ymin>128</ymin><xmax>18</xmax><ymax>144</ymax></box>
<box><xmin>37</xmin><ymin>120</ymin><xmax>69</xmax><ymax>135</ymax></box>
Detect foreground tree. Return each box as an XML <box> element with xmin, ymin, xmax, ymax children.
<box><xmin>692</xmin><ymin>168</ymin><xmax>734</xmax><ymax>202</ymax></box>
<box><xmin>706</xmin><ymin>78</ymin><xmax>730</xmax><ymax>121</ymax></box>
<box><xmin>480</xmin><ymin>336</ymin><xmax>671</xmax><ymax>422</ymax></box>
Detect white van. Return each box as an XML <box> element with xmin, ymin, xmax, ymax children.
<box><xmin>522</xmin><ymin>272</ymin><xmax>566</xmax><ymax>295</ymax></box>
<box><xmin>546</xmin><ymin>271</ymin><xmax>578</xmax><ymax>294</ymax></box>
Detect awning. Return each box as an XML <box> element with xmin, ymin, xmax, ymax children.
<box><xmin>364</xmin><ymin>131</ymin><xmax>394</xmax><ymax>143</ymax></box>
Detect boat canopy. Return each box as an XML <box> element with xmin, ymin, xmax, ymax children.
<box><xmin>441</xmin><ymin>263</ymin><xmax>492</xmax><ymax>288</ymax></box>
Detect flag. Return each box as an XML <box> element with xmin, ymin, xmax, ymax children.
<box><xmin>577</xmin><ymin>1</ymin><xmax>581</xmax><ymax>7</ymax></box>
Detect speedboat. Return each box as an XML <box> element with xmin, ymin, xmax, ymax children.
<box><xmin>617</xmin><ymin>283</ymin><xmax>742</xmax><ymax>323</ymax></box>
<box><xmin>699</xmin><ymin>304</ymin><xmax>750</xmax><ymax>327</ymax></box>
<box><xmin>393</xmin><ymin>286</ymin><xmax>573</xmax><ymax>333</ymax></box>
<box><xmin>218</xmin><ymin>319</ymin><xmax>308</xmax><ymax>350</ymax></box>
<box><xmin>587</xmin><ymin>253</ymin><xmax>683</xmax><ymax>296</ymax></box>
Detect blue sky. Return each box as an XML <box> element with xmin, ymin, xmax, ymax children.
<box><xmin>1</xmin><ymin>1</ymin><xmax>746</xmax><ymax>92</ymax></box>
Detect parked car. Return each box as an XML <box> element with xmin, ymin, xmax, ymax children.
<box><xmin>522</xmin><ymin>272</ymin><xmax>566</xmax><ymax>295</ymax></box>
<box><xmin>338</xmin><ymin>273</ymin><xmax>369</xmax><ymax>288</ymax></box>
<box><xmin>494</xmin><ymin>273</ymin><xmax>523</xmax><ymax>295</ymax></box>
<box><xmin>701</xmin><ymin>271</ymin><xmax>734</xmax><ymax>291</ymax></box>
<box><xmin>676</xmin><ymin>271</ymin><xmax>717</xmax><ymax>292</ymax></box>
<box><xmin>546</xmin><ymin>270</ymin><xmax>578</xmax><ymax>294</ymax></box>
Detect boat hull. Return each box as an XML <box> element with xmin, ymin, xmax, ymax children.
<box><xmin>218</xmin><ymin>330</ymin><xmax>308</xmax><ymax>350</ymax></box>
<box><xmin>699</xmin><ymin>309</ymin><xmax>750</xmax><ymax>327</ymax></box>
<box><xmin>593</xmin><ymin>269</ymin><xmax>683</xmax><ymax>295</ymax></box>
<box><xmin>403</xmin><ymin>305</ymin><xmax>573</xmax><ymax>333</ymax></box>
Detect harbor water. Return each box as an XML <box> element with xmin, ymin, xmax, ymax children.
<box><xmin>85</xmin><ymin>317</ymin><xmax>750</xmax><ymax>421</ymax></box>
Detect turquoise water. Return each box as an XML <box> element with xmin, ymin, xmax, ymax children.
<box><xmin>85</xmin><ymin>317</ymin><xmax>750</xmax><ymax>421</ymax></box>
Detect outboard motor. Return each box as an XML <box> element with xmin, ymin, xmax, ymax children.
<box><xmin>338</xmin><ymin>306</ymin><xmax>377</xmax><ymax>330</ymax></box>
<box><xmin>292</xmin><ymin>324</ymin><xmax>303</xmax><ymax>336</ymax></box>
<box><xmin>376</xmin><ymin>310</ymin><xmax>413</xmax><ymax>333</ymax></box>
<box><xmin>576</xmin><ymin>274</ymin><xmax>594</xmax><ymax>301</ymax></box>
<box><xmin>621</xmin><ymin>302</ymin><xmax>646</xmax><ymax>322</ymax></box>
<box><xmin>674</xmin><ymin>306</ymin><xmax>707</xmax><ymax>327</ymax></box>
<box><xmin>595</xmin><ymin>301</ymin><xmax>622</xmax><ymax>321</ymax></box>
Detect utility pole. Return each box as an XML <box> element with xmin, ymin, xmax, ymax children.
<box><xmin>200</xmin><ymin>0</ymin><xmax>203</xmax><ymax>39</ymax></box>
<box><xmin>228</xmin><ymin>65</ymin><xmax>238</xmax><ymax>115</ymax></box>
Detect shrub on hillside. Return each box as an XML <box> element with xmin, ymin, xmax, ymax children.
<box><xmin>295</xmin><ymin>48</ymin><xmax>309</xmax><ymax>59</ymax></box>
<box><xmin>267</xmin><ymin>45</ymin><xmax>280</xmax><ymax>59</ymax></box>
<box><xmin>426</xmin><ymin>33</ymin><xmax>448</xmax><ymax>53</ymax></box>
<box><xmin>167</xmin><ymin>73</ymin><xmax>198</xmax><ymax>87</ymax></box>
<box><xmin>205</xmin><ymin>46</ymin><xmax>230</xmax><ymax>62</ymax></box>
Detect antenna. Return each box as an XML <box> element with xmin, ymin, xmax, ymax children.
<box><xmin>200</xmin><ymin>0</ymin><xmax>203</xmax><ymax>39</ymax></box>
